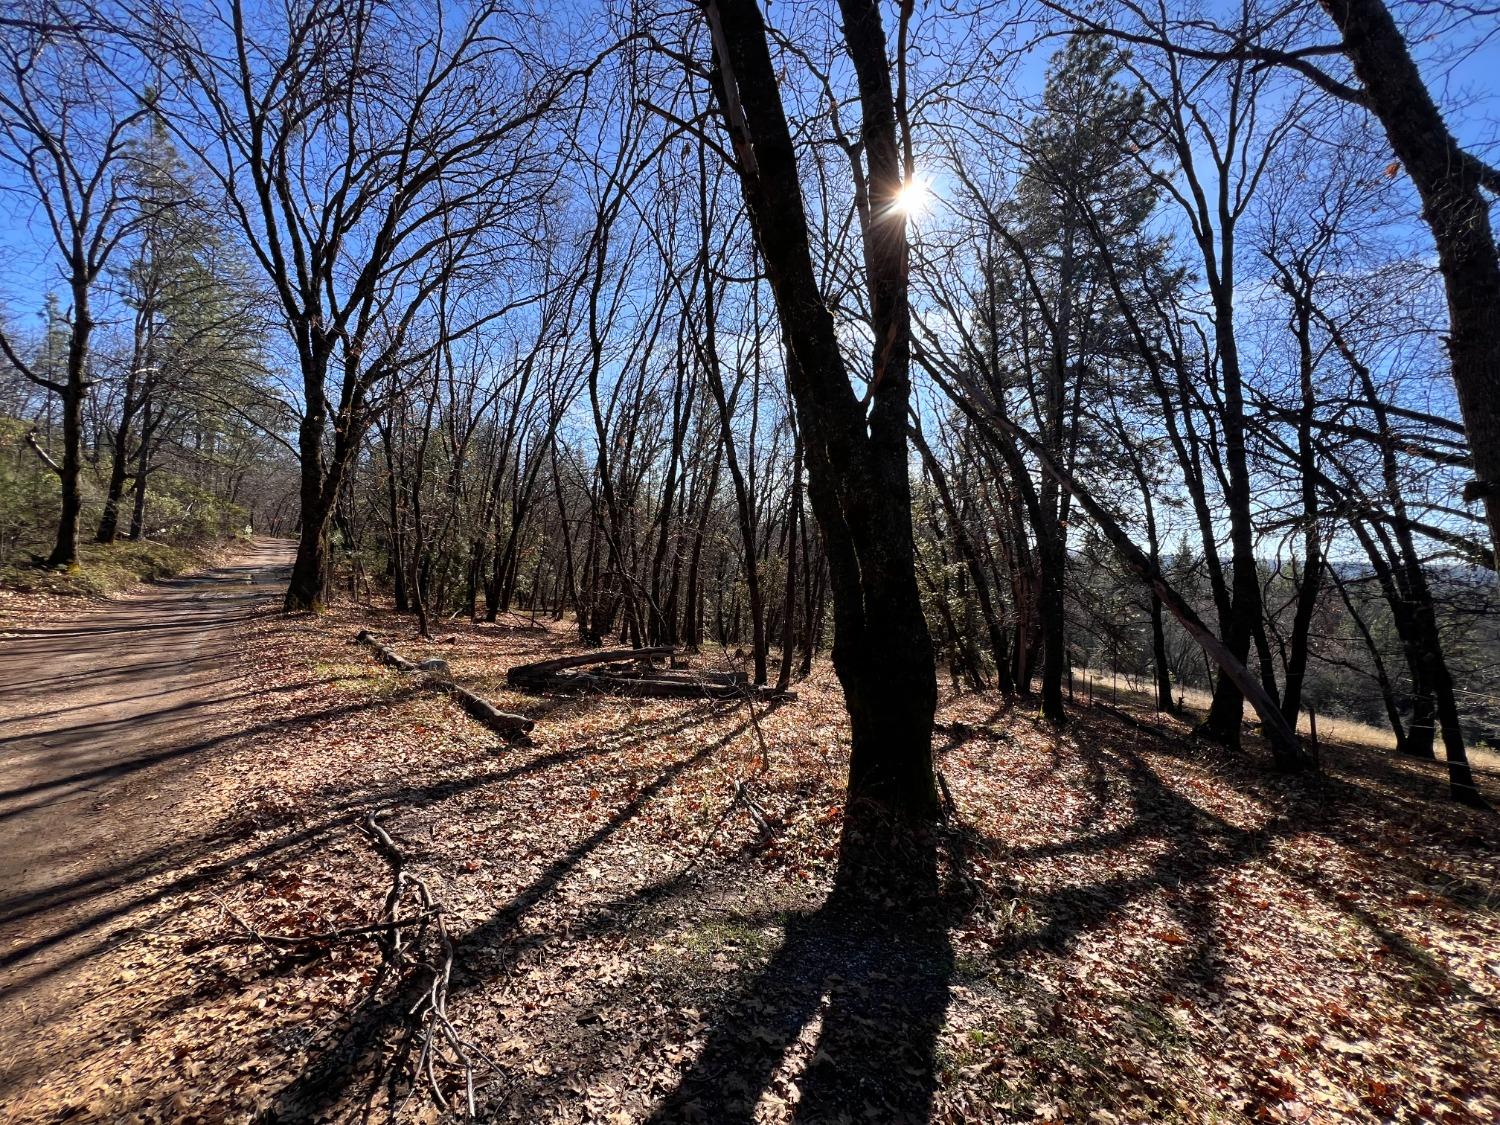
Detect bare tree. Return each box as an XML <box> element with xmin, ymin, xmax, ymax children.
<box><xmin>0</xmin><ymin>3</ymin><xmax>148</xmax><ymax>566</ymax></box>
<box><xmin>157</xmin><ymin>0</ymin><xmax>589</xmax><ymax>609</ymax></box>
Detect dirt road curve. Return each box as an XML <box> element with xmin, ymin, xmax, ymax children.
<box><xmin>0</xmin><ymin>540</ymin><xmax>293</xmax><ymax>1100</ymax></box>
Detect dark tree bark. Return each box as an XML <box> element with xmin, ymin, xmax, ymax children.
<box><xmin>1276</xmin><ymin>264</ymin><xmax>1324</xmax><ymax>729</ymax></box>
<box><xmin>776</xmin><ymin>423</ymin><xmax>803</xmax><ymax>694</ymax></box>
<box><xmin>700</xmin><ymin>0</ymin><xmax>939</xmax><ymax>827</ymax></box>
<box><xmin>1317</xmin><ymin>0</ymin><xmax>1500</xmax><ymax>562</ymax></box>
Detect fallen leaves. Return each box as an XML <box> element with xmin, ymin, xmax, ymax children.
<box><xmin>3</xmin><ymin>601</ymin><xmax>1496</xmax><ymax>1124</ymax></box>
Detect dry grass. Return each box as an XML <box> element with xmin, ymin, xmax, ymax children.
<box><xmin>1078</xmin><ymin>669</ymin><xmax>1500</xmax><ymax>777</ymax></box>
<box><xmin>0</xmin><ymin>537</ymin><xmax>229</xmax><ymax>608</ymax></box>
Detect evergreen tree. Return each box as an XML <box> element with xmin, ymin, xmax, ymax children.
<box><xmin>973</xmin><ymin>37</ymin><xmax>1173</xmax><ymax>718</ymax></box>
<box><xmin>99</xmin><ymin>115</ymin><xmax>268</xmax><ymax>542</ymax></box>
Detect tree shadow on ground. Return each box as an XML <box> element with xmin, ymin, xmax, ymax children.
<box><xmin>0</xmin><ymin>696</ymin><xmax>738</xmax><ymax>998</ymax></box>
<box><xmin>263</xmin><ymin>707</ymin><xmax>765</xmax><ymax>1119</ymax></box>
<box><xmin>73</xmin><ymin>691</ymin><xmax>1495</xmax><ymax>1124</ymax></box>
<box><xmin>645</xmin><ymin>834</ymin><xmax>964</xmax><ymax>1124</ymax></box>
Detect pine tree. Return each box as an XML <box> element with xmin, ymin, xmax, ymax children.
<box><xmin>978</xmin><ymin>37</ymin><xmax>1174</xmax><ymax>719</ymax></box>
<box><xmin>99</xmin><ymin>115</ymin><xmax>267</xmax><ymax>543</ymax></box>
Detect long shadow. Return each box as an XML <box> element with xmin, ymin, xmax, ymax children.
<box><xmin>0</xmin><ymin>675</ymin><xmax>338</xmax><ymax>727</ymax></box>
<box><xmin>0</xmin><ymin>653</ymin><xmax>229</xmax><ymax>695</ymax></box>
<box><xmin>265</xmin><ymin>711</ymin><xmax>759</xmax><ymax>1118</ymax></box>
<box><xmin>647</xmin><ymin>823</ymin><xmax>961</xmax><ymax>1124</ymax></box>
<box><xmin>0</xmin><ymin>688</ymin><xmax>434</xmax><ymax>982</ymax></box>
<box><xmin>0</xmin><ymin>700</ymin><xmax>735</xmax><ymax>940</ymax></box>
<box><xmin>0</xmin><ymin>689</ymin><xmax>285</xmax><ymax>750</ymax></box>
<box><xmin>5</xmin><ymin>610</ymin><xmax>269</xmax><ymax>640</ymax></box>
<box><xmin>0</xmin><ymin>690</ymin><xmax>415</xmax><ymax>811</ymax></box>
<box><xmin>1033</xmin><ymin>710</ymin><xmax>1494</xmax><ymax>1010</ymax></box>
<box><xmin>263</xmin><ymin>699</ymin><xmax>1494</xmax><ymax>1122</ymax></box>
<box><xmin>0</xmin><ymin>745</ymin><xmax>624</xmax><ymax>998</ymax></box>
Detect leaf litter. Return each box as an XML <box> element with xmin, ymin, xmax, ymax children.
<box><xmin>2</xmin><ymin>601</ymin><xmax>1495</xmax><ymax>1124</ymax></box>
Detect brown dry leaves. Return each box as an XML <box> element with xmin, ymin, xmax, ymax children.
<box><xmin>4</xmin><ymin>602</ymin><xmax>1496</xmax><ymax>1124</ymax></box>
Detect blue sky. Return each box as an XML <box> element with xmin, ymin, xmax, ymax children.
<box><xmin>0</xmin><ymin>0</ymin><xmax>1495</xmax><ymax>338</ymax></box>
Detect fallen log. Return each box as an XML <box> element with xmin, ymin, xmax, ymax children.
<box><xmin>507</xmin><ymin>646</ymin><xmax>794</xmax><ymax>701</ymax></box>
<box><xmin>505</xmin><ymin>647</ymin><xmax>674</xmax><ymax>685</ymax></box>
<box><xmin>354</xmin><ymin>630</ymin><xmax>535</xmax><ymax>738</ymax></box>
<box><xmin>355</xmin><ymin>629</ymin><xmax>419</xmax><ymax>672</ymax></box>
<box><xmin>431</xmin><ymin>678</ymin><xmax>535</xmax><ymax>736</ymax></box>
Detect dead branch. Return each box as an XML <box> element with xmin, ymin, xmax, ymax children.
<box><xmin>216</xmin><ymin>897</ymin><xmax>438</xmax><ymax>948</ymax></box>
<box><xmin>355</xmin><ymin>629</ymin><xmax>420</xmax><ymax>673</ymax></box>
<box><xmin>23</xmin><ymin>430</ymin><xmax>62</xmax><ymax>477</ymax></box>
<box><xmin>354</xmin><ymin>631</ymin><xmax>535</xmax><ymax>737</ymax></box>
<box><xmin>506</xmin><ymin>646</ymin><xmax>675</xmax><ymax>681</ymax></box>
<box><xmin>358</xmin><ymin>811</ymin><xmax>501</xmax><ymax>1117</ymax></box>
<box><xmin>430</xmin><ymin>678</ymin><xmax>536</xmax><ymax>737</ymax></box>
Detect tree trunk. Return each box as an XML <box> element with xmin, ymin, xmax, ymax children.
<box><xmin>702</xmin><ymin>0</ymin><xmax>939</xmax><ymax>828</ymax></box>
<box><xmin>127</xmin><ymin>394</ymin><xmax>152</xmax><ymax>541</ymax></box>
<box><xmin>942</xmin><ymin>363</ymin><xmax>1310</xmax><ymax>770</ymax></box>
<box><xmin>282</xmin><ymin>411</ymin><xmax>330</xmax><ymax>612</ymax></box>
<box><xmin>1319</xmin><ymin>0</ymin><xmax>1500</xmax><ymax>561</ymax></box>
<box><xmin>47</xmin><ymin>291</ymin><xmax>91</xmax><ymax>569</ymax></box>
<box><xmin>47</xmin><ymin>380</ymin><xmax>84</xmax><ymax>569</ymax></box>
<box><xmin>776</xmin><ymin>428</ymin><xmax>802</xmax><ymax>693</ymax></box>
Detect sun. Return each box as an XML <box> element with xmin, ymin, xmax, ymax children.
<box><xmin>891</xmin><ymin>173</ymin><xmax>932</xmax><ymax>218</ymax></box>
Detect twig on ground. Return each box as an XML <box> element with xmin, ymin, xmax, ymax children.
<box><xmin>358</xmin><ymin>810</ymin><xmax>500</xmax><ymax>1117</ymax></box>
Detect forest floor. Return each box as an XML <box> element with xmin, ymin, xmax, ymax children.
<box><xmin>0</xmin><ymin>554</ymin><xmax>1496</xmax><ymax>1124</ymax></box>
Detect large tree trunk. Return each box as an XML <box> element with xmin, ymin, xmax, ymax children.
<box><xmin>1320</xmin><ymin>0</ymin><xmax>1500</xmax><ymax>560</ymax></box>
<box><xmin>285</xmin><ymin>402</ymin><xmax>331</xmax><ymax>612</ymax></box>
<box><xmin>47</xmin><ymin>380</ymin><xmax>84</xmax><ymax>569</ymax></box>
<box><xmin>46</xmin><ymin>290</ymin><xmax>91</xmax><ymax>569</ymax></box>
<box><xmin>702</xmin><ymin>0</ymin><xmax>939</xmax><ymax>828</ymax></box>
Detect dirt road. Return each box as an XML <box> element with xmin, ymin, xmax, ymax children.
<box><xmin>0</xmin><ymin>540</ymin><xmax>293</xmax><ymax>1099</ymax></box>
